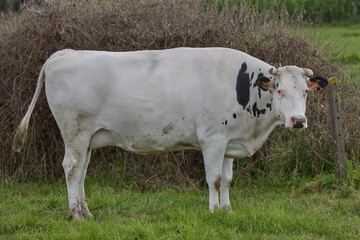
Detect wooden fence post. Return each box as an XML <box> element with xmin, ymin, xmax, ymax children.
<box><xmin>329</xmin><ymin>77</ymin><xmax>347</xmax><ymax>182</ymax></box>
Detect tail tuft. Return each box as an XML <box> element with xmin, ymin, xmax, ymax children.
<box><xmin>13</xmin><ymin>117</ymin><xmax>30</xmax><ymax>152</ymax></box>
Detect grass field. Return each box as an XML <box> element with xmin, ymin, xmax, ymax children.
<box><xmin>307</xmin><ymin>24</ymin><xmax>360</xmax><ymax>69</ymax></box>
<box><xmin>1</xmin><ymin>179</ymin><xmax>360</xmax><ymax>239</ymax></box>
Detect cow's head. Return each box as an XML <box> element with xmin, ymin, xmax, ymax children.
<box><xmin>256</xmin><ymin>66</ymin><xmax>328</xmax><ymax>129</ymax></box>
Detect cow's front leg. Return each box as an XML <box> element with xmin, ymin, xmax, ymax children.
<box><xmin>202</xmin><ymin>141</ymin><xmax>227</xmax><ymax>213</ymax></box>
<box><xmin>220</xmin><ymin>158</ymin><xmax>233</xmax><ymax>211</ymax></box>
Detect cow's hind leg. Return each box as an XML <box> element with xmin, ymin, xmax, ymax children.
<box><xmin>220</xmin><ymin>158</ymin><xmax>233</xmax><ymax>211</ymax></box>
<box><xmin>62</xmin><ymin>134</ymin><xmax>91</xmax><ymax>220</ymax></box>
<box><xmin>78</xmin><ymin>148</ymin><xmax>93</xmax><ymax>219</ymax></box>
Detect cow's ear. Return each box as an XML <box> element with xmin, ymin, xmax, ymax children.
<box><xmin>307</xmin><ymin>76</ymin><xmax>329</xmax><ymax>91</ymax></box>
<box><xmin>255</xmin><ymin>77</ymin><xmax>273</xmax><ymax>91</ymax></box>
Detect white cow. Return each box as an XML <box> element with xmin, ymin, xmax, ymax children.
<box><xmin>13</xmin><ymin>47</ymin><xmax>328</xmax><ymax>219</ymax></box>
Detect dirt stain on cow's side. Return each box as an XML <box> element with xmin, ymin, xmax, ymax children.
<box><xmin>145</xmin><ymin>138</ymin><xmax>157</xmax><ymax>145</ymax></box>
<box><xmin>162</xmin><ymin>122</ymin><xmax>174</xmax><ymax>134</ymax></box>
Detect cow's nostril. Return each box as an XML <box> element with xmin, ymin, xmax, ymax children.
<box><xmin>291</xmin><ymin>116</ymin><xmax>306</xmax><ymax>128</ymax></box>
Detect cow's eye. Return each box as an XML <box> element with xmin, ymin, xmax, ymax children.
<box><xmin>277</xmin><ymin>89</ymin><xmax>284</xmax><ymax>96</ymax></box>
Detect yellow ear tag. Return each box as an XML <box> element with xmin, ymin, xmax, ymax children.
<box><xmin>310</xmin><ymin>82</ymin><xmax>319</xmax><ymax>90</ymax></box>
<box><xmin>329</xmin><ymin>77</ymin><xmax>338</xmax><ymax>85</ymax></box>
<box><xmin>262</xmin><ymin>82</ymin><xmax>269</xmax><ymax>88</ymax></box>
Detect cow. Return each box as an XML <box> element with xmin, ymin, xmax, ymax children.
<box><xmin>13</xmin><ymin>47</ymin><xmax>328</xmax><ymax>219</ymax></box>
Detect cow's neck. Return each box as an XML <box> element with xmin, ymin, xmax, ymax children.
<box><xmin>247</xmin><ymin>89</ymin><xmax>283</xmax><ymax>155</ymax></box>
<box><xmin>252</xmin><ymin>109</ymin><xmax>282</xmax><ymax>143</ymax></box>
<box><xmin>229</xmin><ymin>88</ymin><xmax>283</xmax><ymax>157</ymax></box>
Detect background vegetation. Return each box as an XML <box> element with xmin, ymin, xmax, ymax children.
<box><xmin>209</xmin><ymin>0</ymin><xmax>360</xmax><ymax>24</ymax></box>
<box><xmin>1</xmin><ymin>0</ymin><xmax>359</xmax><ymax>187</ymax></box>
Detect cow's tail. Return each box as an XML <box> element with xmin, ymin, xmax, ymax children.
<box><xmin>13</xmin><ymin>49</ymin><xmax>74</xmax><ymax>152</ymax></box>
<box><xmin>12</xmin><ymin>64</ymin><xmax>46</xmax><ymax>152</ymax></box>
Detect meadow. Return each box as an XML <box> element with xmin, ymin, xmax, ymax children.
<box><xmin>2</xmin><ymin>179</ymin><xmax>360</xmax><ymax>240</ymax></box>
<box><xmin>307</xmin><ymin>24</ymin><xmax>360</xmax><ymax>67</ymax></box>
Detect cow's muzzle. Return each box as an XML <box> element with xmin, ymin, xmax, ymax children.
<box><xmin>290</xmin><ymin>115</ymin><xmax>306</xmax><ymax>129</ymax></box>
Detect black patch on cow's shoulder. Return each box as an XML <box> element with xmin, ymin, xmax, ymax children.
<box><xmin>266</xmin><ymin>103</ymin><xmax>272</xmax><ymax>111</ymax></box>
<box><xmin>246</xmin><ymin>105</ymin><xmax>252</xmax><ymax>114</ymax></box>
<box><xmin>251</xmin><ymin>72</ymin><xmax>254</xmax><ymax>80</ymax></box>
<box><xmin>252</xmin><ymin>102</ymin><xmax>266</xmax><ymax>118</ymax></box>
<box><xmin>233</xmin><ymin>113</ymin><xmax>237</xmax><ymax>119</ymax></box>
<box><xmin>236</xmin><ymin>62</ymin><xmax>250</xmax><ymax>110</ymax></box>
<box><xmin>225</xmin><ymin>120</ymin><xmax>228</xmax><ymax>125</ymax></box>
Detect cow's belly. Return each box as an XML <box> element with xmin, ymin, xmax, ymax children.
<box><xmin>89</xmin><ymin>125</ymin><xmax>200</xmax><ymax>153</ymax></box>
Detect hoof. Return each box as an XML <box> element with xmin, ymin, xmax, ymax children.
<box><xmin>209</xmin><ymin>204</ymin><xmax>220</xmax><ymax>213</ymax></box>
<box><xmin>224</xmin><ymin>204</ymin><xmax>232</xmax><ymax>212</ymax></box>
<box><xmin>68</xmin><ymin>208</ymin><xmax>93</xmax><ymax>220</ymax></box>
<box><xmin>68</xmin><ymin>211</ymin><xmax>84</xmax><ymax>220</ymax></box>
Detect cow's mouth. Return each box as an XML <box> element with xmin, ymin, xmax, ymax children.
<box><xmin>285</xmin><ymin>115</ymin><xmax>307</xmax><ymax>130</ymax></box>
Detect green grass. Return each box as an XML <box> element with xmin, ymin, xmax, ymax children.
<box><xmin>1</xmin><ymin>178</ymin><xmax>360</xmax><ymax>239</ymax></box>
<box><xmin>307</xmin><ymin>24</ymin><xmax>360</xmax><ymax>69</ymax></box>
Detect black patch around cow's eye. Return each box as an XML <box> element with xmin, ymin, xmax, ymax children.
<box><xmin>233</xmin><ymin>113</ymin><xmax>237</xmax><ymax>119</ymax></box>
<box><xmin>236</xmin><ymin>62</ymin><xmax>250</xmax><ymax>110</ymax></box>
